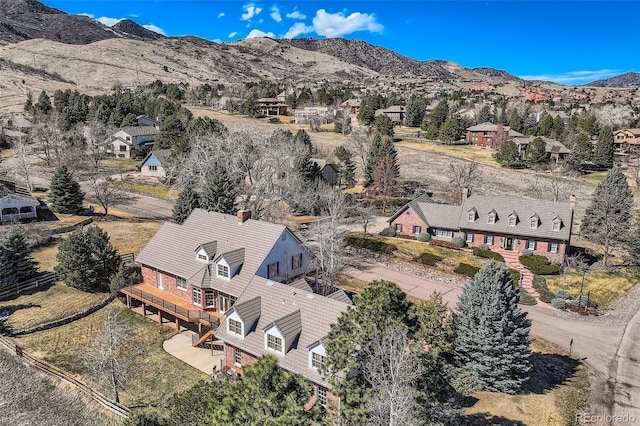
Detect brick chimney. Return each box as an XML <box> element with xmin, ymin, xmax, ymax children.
<box><xmin>237</xmin><ymin>210</ymin><xmax>252</xmax><ymax>223</ymax></box>
<box><xmin>569</xmin><ymin>194</ymin><xmax>576</xmax><ymax>210</ymax></box>
<box><xmin>495</xmin><ymin>124</ymin><xmax>504</xmax><ymax>149</ymax></box>
<box><xmin>461</xmin><ymin>187</ymin><xmax>470</xmax><ymax>203</ymax></box>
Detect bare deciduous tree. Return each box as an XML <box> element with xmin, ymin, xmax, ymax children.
<box><xmin>347</xmin><ymin>129</ymin><xmax>372</xmax><ymax>172</ymax></box>
<box><xmin>12</xmin><ymin>138</ymin><xmax>32</xmax><ymax>192</ymax></box>
<box><xmin>30</xmin><ymin>113</ymin><xmax>64</xmax><ymax>166</ymax></box>
<box><xmin>372</xmin><ymin>153</ymin><xmax>400</xmax><ymax>214</ymax></box>
<box><xmin>448</xmin><ymin>161</ymin><xmax>481</xmax><ymax>204</ymax></box>
<box><xmin>89</xmin><ymin>176</ymin><xmax>132</xmax><ymax>217</ymax></box>
<box><xmin>84</xmin><ymin>308</ymin><xmax>143</xmax><ymax>404</ymax></box>
<box><xmin>364</xmin><ymin>326</ymin><xmax>423</xmax><ymax>426</ymax></box>
<box><xmin>526</xmin><ymin>167</ymin><xmax>573</xmax><ymax>202</ymax></box>
<box><xmin>85</xmin><ymin>119</ymin><xmax>114</xmax><ymax>170</ymax></box>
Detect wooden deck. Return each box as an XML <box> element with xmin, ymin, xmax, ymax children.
<box><xmin>121</xmin><ymin>284</ymin><xmax>224</xmax><ymax>328</ymax></box>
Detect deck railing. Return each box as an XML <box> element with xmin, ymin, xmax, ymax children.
<box><xmin>123</xmin><ymin>286</ymin><xmax>221</xmax><ymax>327</ymax></box>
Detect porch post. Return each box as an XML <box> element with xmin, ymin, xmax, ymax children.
<box><xmin>175</xmin><ymin>318</ymin><xmax>180</xmax><ymax>332</ymax></box>
<box><xmin>142</xmin><ymin>302</ymin><xmax>147</xmax><ymax>316</ymax></box>
<box><xmin>126</xmin><ymin>294</ymin><xmax>131</xmax><ymax>308</ymax></box>
<box><xmin>158</xmin><ymin>309</ymin><xmax>163</xmax><ymax>324</ymax></box>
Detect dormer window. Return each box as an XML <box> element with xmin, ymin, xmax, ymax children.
<box><xmin>266</xmin><ymin>334</ymin><xmax>283</xmax><ymax>353</ymax></box>
<box><xmin>198</xmin><ymin>253</ymin><xmax>207</xmax><ymax>261</ymax></box>
<box><xmin>487</xmin><ymin>210</ymin><xmax>497</xmax><ymax>224</ymax></box>
<box><xmin>508</xmin><ymin>212</ymin><xmax>518</xmax><ymax>227</ymax></box>
<box><xmin>467</xmin><ymin>210</ymin><xmax>476</xmax><ymax>222</ymax></box>
<box><xmin>217</xmin><ymin>264</ymin><xmax>229</xmax><ymax>278</ymax></box>
<box><xmin>311</xmin><ymin>352</ymin><xmax>326</xmax><ymax>369</ymax></box>
<box><xmin>228</xmin><ymin>318</ymin><xmax>242</xmax><ymax>335</ymax></box>
<box><xmin>530</xmin><ymin>215</ymin><xmax>539</xmax><ymax>229</ymax></box>
<box><xmin>552</xmin><ymin>221</ymin><xmax>560</xmax><ymax>231</ymax></box>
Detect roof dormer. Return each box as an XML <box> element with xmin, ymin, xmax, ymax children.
<box><xmin>226</xmin><ymin>296</ymin><xmax>261</xmax><ymax>338</ymax></box>
<box><xmin>263</xmin><ymin>310</ymin><xmax>302</xmax><ymax>355</ymax></box>
<box><xmin>195</xmin><ymin>241</ymin><xmax>217</xmax><ymax>262</ymax></box>
<box><xmin>215</xmin><ymin>248</ymin><xmax>245</xmax><ymax>279</ymax></box>
<box><xmin>487</xmin><ymin>209</ymin><xmax>498</xmax><ymax>224</ymax></box>
<box><xmin>508</xmin><ymin>211</ymin><xmax>518</xmax><ymax>227</ymax></box>
<box><xmin>307</xmin><ymin>340</ymin><xmax>327</xmax><ymax>370</ymax></box>
<box><xmin>551</xmin><ymin>215</ymin><xmax>562</xmax><ymax>231</ymax></box>
<box><xmin>530</xmin><ymin>214</ymin><xmax>540</xmax><ymax>229</ymax></box>
<box><xmin>467</xmin><ymin>208</ymin><xmax>477</xmax><ymax>222</ymax></box>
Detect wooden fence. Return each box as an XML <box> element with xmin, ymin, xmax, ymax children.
<box><xmin>0</xmin><ymin>272</ymin><xmax>56</xmax><ymax>301</ymax></box>
<box><xmin>0</xmin><ymin>335</ymin><xmax>130</xmax><ymax>418</ymax></box>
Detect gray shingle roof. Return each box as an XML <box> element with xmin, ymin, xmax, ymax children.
<box><xmin>512</xmin><ymin>136</ymin><xmax>570</xmax><ymax>154</ymax></box>
<box><xmin>135</xmin><ymin>209</ymin><xmax>288</xmax><ymax>297</ymax></box>
<box><xmin>219</xmin><ymin>248</ymin><xmax>245</xmax><ymax>269</ymax></box>
<box><xmin>460</xmin><ymin>195</ymin><xmax>573</xmax><ymax>241</ymax></box>
<box><xmin>265</xmin><ymin>310</ymin><xmax>302</xmax><ymax>341</ymax></box>
<box><xmin>326</xmin><ymin>289</ymin><xmax>352</xmax><ymax>304</ymax></box>
<box><xmin>418</xmin><ymin>203</ymin><xmax>461</xmax><ymax>229</ymax></box>
<box><xmin>231</xmin><ymin>296</ymin><xmax>261</xmax><ymax>324</ymax></box>
<box><xmin>288</xmin><ymin>278</ymin><xmax>313</xmax><ymax>292</ymax></box>
<box><xmin>141</xmin><ymin>149</ymin><xmax>172</xmax><ymax>167</ymax></box>
<box><xmin>466</xmin><ymin>122</ymin><xmax>523</xmax><ymax>137</ymax></box>
<box><xmin>120</xmin><ymin>126</ymin><xmax>158</xmax><ymax>137</ymax></box>
<box><xmin>216</xmin><ymin>276</ymin><xmax>351</xmax><ymax>387</ymax></box>
<box><xmin>388</xmin><ymin>193</ymin><xmax>434</xmax><ymax>224</ymax></box>
<box><xmin>197</xmin><ymin>241</ymin><xmax>218</xmax><ymax>257</ymax></box>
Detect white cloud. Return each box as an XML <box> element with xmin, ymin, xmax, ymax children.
<box><xmin>519</xmin><ymin>69</ymin><xmax>622</xmax><ymax>85</ymax></box>
<box><xmin>128</xmin><ymin>13</ymin><xmax>139</xmax><ymax>18</ymax></box>
<box><xmin>96</xmin><ymin>16</ymin><xmax>124</xmax><ymax>27</ymax></box>
<box><xmin>270</xmin><ymin>5</ymin><xmax>282</xmax><ymax>22</ymax></box>
<box><xmin>285</xmin><ymin>10</ymin><xmax>306</xmax><ymax>20</ymax></box>
<box><xmin>143</xmin><ymin>24</ymin><xmax>166</xmax><ymax>35</ymax></box>
<box><xmin>312</xmin><ymin>9</ymin><xmax>383</xmax><ymax>37</ymax></box>
<box><xmin>218</xmin><ymin>12</ymin><xmax>225</xmax><ymax>18</ymax></box>
<box><xmin>241</xmin><ymin>4</ymin><xmax>263</xmax><ymax>21</ymax></box>
<box><xmin>282</xmin><ymin>22</ymin><xmax>313</xmax><ymax>39</ymax></box>
<box><xmin>247</xmin><ymin>29</ymin><xmax>275</xmax><ymax>39</ymax></box>
<box><xmin>212</xmin><ymin>38</ymin><xmax>223</xmax><ymax>43</ymax></box>
<box><xmin>228</xmin><ymin>31</ymin><xmax>238</xmax><ymax>38</ymax></box>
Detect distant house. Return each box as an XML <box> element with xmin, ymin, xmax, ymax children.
<box><xmin>0</xmin><ymin>178</ymin><xmax>39</xmax><ymax>223</ymax></box>
<box><xmin>293</xmin><ymin>107</ymin><xmax>330</xmax><ymax>122</ymax></box>
<box><xmin>466</xmin><ymin>122</ymin><xmax>523</xmax><ymax>148</ymax></box>
<box><xmin>257</xmin><ymin>98</ymin><xmax>288</xmax><ymax>116</ymax></box>
<box><xmin>511</xmin><ymin>136</ymin><xmax>570</xmax><ymax>164</ymax></box>
<box><xmin>613</xmin><ymin>128</ymin><xmax>640</xmax><ymax>153</ymax></box>
<box><xmin>139</xmin><ymin>149</ymin><xmax>171</xmax><ymax>179</ymax></box>
<box><xmin>106</xmin><ymin>126</ymin><xmax>158</xmax><ymax>159</ymax></box>
<box><xmin>388</xmin><ymin>190</ymin><xmax>575</xmax><ymax>262</ymax></box>
<box><xmin>375</xmin><ymin>105</ymin><xmax>405</xmax><ymax>125</ymax></box>
<box><xmin>312</xmin><ymin>159</ymin><xmax>338</xmax><ymax>186</ymax></box>
<box><xmin>340</xmin><ymin>99</ymin><xmax>361</xmax><ymax>114</ymax></box>
<box><xmin>137</xmin><ymin>115</ymin><xmax>160</xmax><ymax>129</ymax></box>
<box><xmin>276</xmin><ymin>91</ymin><xmax>287</xmax><ymax>103</ymax></box>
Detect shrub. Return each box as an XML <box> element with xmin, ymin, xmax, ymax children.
<box><xmin>509</xmin><ymin>269</ymin><xmax>521</xmax><ymax>284</ymax></box>
<box><xmin>566</xmin><ymin>294</ymin><xmax>589</xmax><ymax>308</ymax></box>
<box><xmin>396</xmin><ymin>234</ymin><xmax>417</xmax><ymax>240</ymax></box>
<box><xmin>519</xmin><ymin>288</ymin><xmax>537</xmax><ymax>305</ymax></box>
<box><xmin>430</xmin><ymin>239</ymin><xmax>463</xmax><ymax>250</ymax></box>
<box><xmin>417</xmin><ymin>232</ymin><xmax>431</xmax><ymax>242</ymax></box>
<box><xmin>521</xmin><ymin>249</ymin><xmax>534</xmax><ymax>256</ymax></box>
<box><xmin>472</xmin><ymin>248</ymin><xmax>505</xmax><ymax>262</ymax></box>
<box><xmin>518</xmin><ymin>255</ymin><xmax>562</xmax><ymax>275</ymax></box>
<box><xmin>550</xmin><ymin>298</ymin><xmax>567</xmax><ymax>309</ymax></box>
<box><xmin>479</xmin><ymin>244</ymin><xmax>490</xmax><ymax>250</ymax></box>
<box><xmin>345</xmin><ymin>236</ymin><xmax>397</xmax><ymax>254</ymax></box>
<box><xmin>532</xmin><ymin>275</ymin><xmax>554</xmax><ymax>303</ymax></box>
<box><xmin>555</xmin><ymin>290</ymin><xmax>572</xmax><ymax>300</ymax></box>
<box><xmin>454</xmin><ymin>263</ymin><xmax>480</xmax><ymax>278</ymax></box>
<box><xmin>268</xmin><ymin>117</ymin><xmax>281</xmax><ymax>123</ymax></box>
<box><xmin>451</xmin><ymin>236</ymin><xmax>466</xmax><ymax>248</ymax></box>
<box><xmin>379</xmin><ymin>227</ymin><xmax>397</xmax><ymax>237</ymax></box>
<box><xmin>414</xmin><ymin>252</ymin><xmax>443</xmax><ymax>267</ymax></box>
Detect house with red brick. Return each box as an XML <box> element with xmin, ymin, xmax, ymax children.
<box><xmin>466</xmin><ymin>122</ymin><xmax>523</xmax><ymax>148</ymax></box>
<box><xmin>216</xmin><ymin>276</ymin><xmax>351</xmax><ymax>408</ymax></box>
<box><xmin>122</xmin><ymin>208</ymin><xmax>313</xmax><ymax>336</ymax></box>
<box><xmin>388</xmin><ymin>190</ymin><xmax>575</xmax><ymax>262</ymax></box>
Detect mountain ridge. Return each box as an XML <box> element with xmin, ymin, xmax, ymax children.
<box><xmin>585</xmin><ymin>72</ymin><xmax>640</xmax><ymax>88</ymax></box>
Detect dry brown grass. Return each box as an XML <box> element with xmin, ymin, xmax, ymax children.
<box><xmin>546</xmin><ymin>269</ymin><xmax>639</xmax><ymax>307</ymax></box>
<box><xmin>1</xmin><ymin>282</ymin><xmax>107</xmax><ymax>330</ymax></box>
<box><xmin>92</xmin><ymin>219</ymin><xmax>162</xmax><ymax>255</ymax></box>
<box><xmin>466</xmin><ymin>339</ymin><xmax>590</xmax><ymax>426</ymax></box>
<box><xmin>110</xmin><ymin>180</ymin><xmax>178</xmax><ymax>200</ymax></box>
<box><xmin>379</xmin><ymin>236</ymin><xmax>486</xmax><ymax>268</ymax></box>
<box><xmin>14</xmin><ymin>300</ymin><xmax>208</xmax><ymax>407</ymax></box>
<box><xmin>395</xmin><ymin>140</ymin><xmax>498</xmax><ymax>167</ymax></box>
<box><xmin>99</xmin><ymin>158</ymin><xmax>140</xmax><ymax>173</ymax></box>
<box><xmin>32</xmin><ymin>243</ymin><xmax>60</xmax><ymax>273</ymax></box>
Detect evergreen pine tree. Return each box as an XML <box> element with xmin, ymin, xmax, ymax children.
<box><xmin>625</xmin><ymin>221</ymin><xmax>640</xmax><ymax>268</ymax></box>
<box><xmin>592</xmin><ymin>125</ymin><xmax>615</xmax><ymax>170</ymax></box>
<box><xmin>49</xmin><ymin>165</ymin><xmax>84</xmax><ymax>214</ymax></box>
<box><xmin>454</xmin><ymin>260</ymin><xmax>531</xmax><ymax>393</ymax></box>
<box><xmin>201</xmin><ymin>165</ymin><xmax>237</xmax><ymax>215</ymax></box>
<box><xmin>581</xmin><ymin>167</ymin><xmax>633</xmax><ymax>267</ymax></box>
<box><xmin>0</xmin><ymin>228</ymin><xmax>38</xmax><ymax>282</ymax></box>
<box><xmin>34</xmin><ymin>90</ymin><xmax>52</xmax><ymax>115</ymax></box>
<box><xmin>526</xmin><ymin>137</ymin><xmax>548</xmax><ymax>166</ymax></box>
<box><xmin>0</xmin><ymin>248</ymin><xmax>17</xmax><ymax>290</ymax></box>
<box><xmin>334</xmin><ymin>146</ymin><xmax>356</xmax><ymax>188</ymax></box>
<box><xmin>294</xmin><ymin>129</ymin><xmax>313</xmax><ymax>152</ymax></box>
<box><xmin>405</xmin><ymin>96</ymin><xmax>426</xmax><ymax>127</ymax></box>
<box><xmin>364</xmin><ymin>135</ymin><xmax>397</xmax><ymax>186</ymax></box>
<box><xmin>495</xmin><ymin>140</ymin><xmax>522</xmax><ymax>168</ymax></box>
<box><xmin>172</xmin><ymin>185</ymin><xmax>201</xmax><ymax>224</ymax></box>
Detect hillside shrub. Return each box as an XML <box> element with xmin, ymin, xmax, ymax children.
<box><xmin>430</xmin><ymin>239</ymin><xmax>463</xmax><ymax>250</ymax></box>
<box><xmin>414</xmin><ymin>252</ymin><xmax>443</xmax><ymax>267</ymax></box>
<box><xmin>518</xmin><ymin>255</ymin><xmax>562</xmax><ymax>275</ymax></box>
<box><xmin>345</xmin><ymin>236</ymin><xmax>397</xmax><ymax>254</ymax></box>
<box><xmin>379</xmin><ymin>227</ymin><xmax>397</xmax><ymax>237</ymax></box>
<box><xmin>396</xmin><ymin>234</ymin><xmax>417</xmax><ymax>240</ymax></box>
<box><xmin>566</xmin><ymin>294</ymin><xmax>589</xmax><ymax>308</ymax></box>
<box><xmin>509</xmin><ymin>269</ymin><xmax>521</xmax><ymax>284</ymax></box>
<box><xmin>521</xmin><ymin>249</ymin><xmax>534</xmax><ymax>256</ymax></box>
<box><xmin>479</xmin><ymin>244</ymin><xmax>490</xmax><ymax>250</ymax></box>
<box><xmin>472</xmin><ymin>248</ymin><xmax>504</xmax><ymax>262</ymax></box>
<box><xmin>454</xmin><ymin>263</ymin><xmax>480</xmax><ymax>278</ymax></box>
<box><xmin>555</xmin><ymin>290</ymin><xmax>571</xmax><ymax>300</ymax></box>
<box><xmin>532</xmin><ymin>275</ymin><xmax>554</xmax><ymax>303</ymax></box>
<box><xmin>417</xmin><ymin>232</ymin><xmax>431</xmax><ymax>242</ymax></box>
<box><xmin>451</xmin><ymin>236</ymin><xmax>466</xmax><ymax>248</ymax></box>
<box><xmin>550</xmin><ymin>298</ymin><xmax>567</xmax><ymax>309</ymax></box>
<box><xmin>519</xmin><ymin>289</ymin><xmax>537</xmax><ymax>306</ymax></box>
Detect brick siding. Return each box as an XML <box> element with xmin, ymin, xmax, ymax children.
<box><xmin>389</xmin><ymin>207</ymin><xmax>428</xmax><ymax>236</ymax></box>
<box><xmin>223</xmin><ymin>343</ymin><xmax>259</xmax><ymax>375</ymax></box>
<box><xmin>463</xmin><ymin>230</ymin><xmax>567</xmax><ymax>262</ymax></box>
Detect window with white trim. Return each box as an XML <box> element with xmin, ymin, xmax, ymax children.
<box><xmin>552</xmin><ymin>221</ymin><xmax>561</xmax><ymax>231</ymax></box>
<box><xmin>435</xmin><ymin>229</ymin><xmax>453</xmax><ymax>238</ymax></box>
<box><xmin>467</xmin><ymin>211</ymin><xmax>476</xmax><ymax>222</ymax></box>
<box><xmin>530</xmin><ymin>218</ymin><xmax>538</xmax><ymax>229</ymax></box>
<box><xmin>204</xmin><ymin>291</ymin><xmax>215</xmax><ymax>307</ymax></box>
<box><xmin>548</xmin><ymin>242</ymin><xmax>559</xmax><ymax>253</ymax></box>
<box><xmin>466</xmin><ymin>233</ymin><xmax>474</xmax><ymax>243</ymax></box>
<box><xmin>198</xmin><ymin>253</ymin><xmax>207</xmax><ymax>261</ymax></box>
<box><xmin>508</xmin><ymin>216</ymin><xmax>517</xmax><ymax>227</ymax></box>
<box><xmin>266</xmin><ymin>334</ymin><xmax>283</xmax><ymax>352</ymax></box>
<box><xmin>317</xmin><ymin>386</ymin><xmax>327</xmax><ymax>406</ymax></box>
<box><xmin>192</xmin><ymin>288</ymin><xmax>202</xmax><ymax>305</ymax></box>
<box><xmin>234</xmin><ymin>347</ymin><xmax>242</xmax><ymax>365</ymax></box>
<box><xmin>311</xmin><ymin>352</ymin><xmax>326</xmax><ymax>369</ymax></box>
<box><xmin>217</xmin><ymin>264</ymin><xmax>229</xmax><ymax>278</ymax></box>
<box><xmin>394</xmin><ymin>223</ymin><xmax>403</xmax><ymax>232</ymax></box>
<box><xmin>527</xmin><ymin>240</ymin><xmax>536</xmax><ymax>250</ymax></box>
<box><xmin>176</xmin><ymin>276</ymin><xmax>187</xmax><ymax>290</ymax></box>
<box><xmin>488</xmin><ymin>213</ymin><xmax>496</xmax><ymax>224</ymax></box>
<box><xmin>413</xmin><ymin>225</ymin><xmax>422</xmax><ymax>234</ymax></box>
<box><xmin>484</xmin><ymin>235</ymin><xmax>494</xmax><ymax>245</ymax></box>
<box><xmin>228</xmin><ymin>318</ymin><xmax>242</xmax><ymax>335</ymax></box>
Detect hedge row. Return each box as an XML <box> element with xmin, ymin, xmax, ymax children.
<box><xmin>431</xmin><ymin>239</ymin><xmax>463</xmax><ymax>250</ymax></box>
<box><xmin>472</xmin><ymin>248</ymin><xmax>505</xmax><ymax>262</ymax></box>
<box><xmin>414</xmin><ymin>252</ymin><xmax>443</xmax><ymax>267</ymax></box>
<box><xmin>518</xmin><ymin>255</ymin><xmax>562</xmax><ymax>275</ymax></box>
<box><xmin>345</xmin><ymin>236</ymin><xmax>397</xmax><ymax>254</ymax></box>
<box><xmin>454</xmin><ymin>263</ymin><xmax>480</xmax><ymax>278</ymax></box>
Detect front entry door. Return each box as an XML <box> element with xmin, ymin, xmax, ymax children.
<box><xmin>219</xmin><ymin>294</ymin><xmax>229</xmax><ymax>313</ymax></box>
<box><xmin>505</xmin><ymin>237</ymin><xmax>514</xmax><ymax>251</ymax></box>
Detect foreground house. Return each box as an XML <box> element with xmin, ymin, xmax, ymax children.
<box><xmin>216</xmin><ymin>275</ymin><xmax>350</xmax><ymax>407</ymax></box>
<box><xmin>466</xmin><ymin>122</ymin><xmax>523</xmax><ymax>148</ymax></box>
<box><xmin>106</xmin><ymin>126</ymin><xmax>158</xmax><ymax>159</ymax></box>
<box><xmin>0</xmin><ymin>178</ymin><xmax>40</xmax><ymax>223</ymax></box>
<box><xmin>122</xmin><ymin>209</ymin><xmax>313</xmax><ymax>334</ymax></box>
<box><xmin>138</xmin><ymin>149</ymin><xmax>171</xmax><ymax>179</ymax></box>
<box><xmin>389</xmin><ymin>190</ymin><xmax>574</xmax><ymax>261</ymax></box>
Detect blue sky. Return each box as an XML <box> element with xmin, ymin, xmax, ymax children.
<box><xmin>44</xmin><ymin>1</ymin><xmax>639</xmax><ymax>85</ymax></box>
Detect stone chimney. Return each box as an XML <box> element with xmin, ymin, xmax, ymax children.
<box><xmin>569</xmin><ymin>194</ymin><xmax>576</xmax><ymax>210</ymax></box>
<box><xmin>461</xmin><ymin>187</ymin><xmax>470</xmax><ymax>203</ymax></box>
<box><xmin>237</xmin><ymin>210</ymin><xmax>252</xmax><ymax>223</ymax></box>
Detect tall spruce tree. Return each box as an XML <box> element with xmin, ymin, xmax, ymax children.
<box><xmin>0</xmin><ymin>248</ymin><xmax>17</xmax><ymax>289</ymax></box>
<box><xmin>364</xmin><ymin>135</ymin><xmax>397</xmax><ymax>186</ymax></box>
<box><xmin>625</xmin><ymin>221</ymin><xmax>640</xmax><ymax>268</ymax></box>
<box><xmin>172</xmin><ymin>185</ymin><xmax>201</xmax><ymax>224</ymax></box>
<box><xmin>526</xmin><ymin>137</ymin><xmax>547</xmax><ymax>166</ymax></box>
<box><xmin>55</xmin><ymin>225</ymin><xmax>120</xmax><ymax>291</ymax></box>
<box><xmin>201</xmin><ymin>165</ymin><xmax>237</xmax><ymax>215</ymax></box>
<box><xmin>581</xmin><ymin>167</ymin><xmax>633</xmax><ymax>267</ymax></box>
<box><xmin>334</xmin><ymin>145</ymin><xmax>356</xmax><ymax>188</ymax></box>
<box><xmin>405</xmin><ymin>96</ymin><xmax>426</xmax><ymax>127</ymax></box>
<box><xmin>454</xmin><ymin>260</ymin><xmax>531</xmax><ymax>393</ymax></box>
<box><xmin>592</xmin><ymin>125</ymin><xmax>615</xmax><ymax>170</ymax></box>
<box><xmin>495</xmin><ymin>140</ymin><xmax>522</xmax><ymax>168</ymax></box>
<box><xmin>0</xmin><ymin>228</ymin><xmax>38</xmax><ymax>282</ymax></box>
<box><xmin>49</xmin><ymin>165</ymin><xmax>84</xmax><ymax>214</ymax></box>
